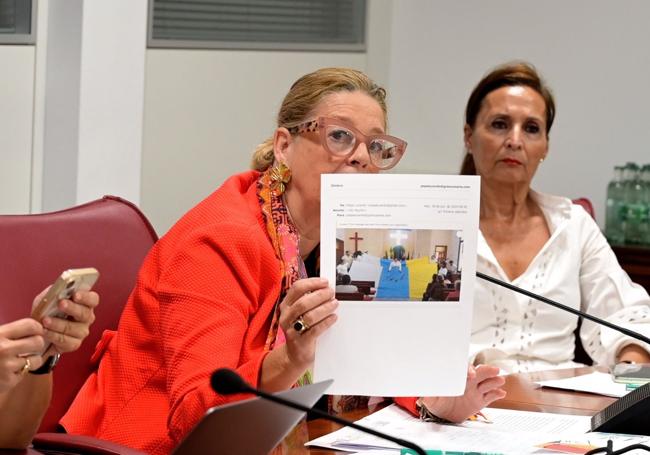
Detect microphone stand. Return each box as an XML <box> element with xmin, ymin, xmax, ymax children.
<box><xmin>476</xmin><ymin>271</ymin><xmax>650</xmax><ymax>345</ymax></box>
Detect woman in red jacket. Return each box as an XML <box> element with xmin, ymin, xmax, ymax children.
<box><xmin>61</xmin><ymin>67</ymin><xmax>413</xmax><ymax>454</ymax></box>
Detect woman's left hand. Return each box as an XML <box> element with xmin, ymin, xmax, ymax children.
<box><xmin>617</xmin><ymin>344</ymin><xmax>650</xmax><ymax>364</ymax></box>
<box><xmin>419</xmin><ymin>364</ymin><xmax>506</xmax><ymax>423</ymax></box>
<box><xmin>34</xmin><ymin>290</ymin><xmax>99</xmax><ymax>355</ymax></box>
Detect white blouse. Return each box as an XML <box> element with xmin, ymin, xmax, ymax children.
<box><xmin>470</xmin><ymin>190</ymin><xmax>650</xmax><ymax>373</ymax></box>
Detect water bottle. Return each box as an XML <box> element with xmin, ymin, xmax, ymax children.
<box><xmin>605</xmin><ymin>165</ymin><xmax>625</xmax><ymax>245</ymax></box>
<box><xmin>622</xmin><ymin>163</ymin><xmax>646</xmax><ymax>245</ymax></box>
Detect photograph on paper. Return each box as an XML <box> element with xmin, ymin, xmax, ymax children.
<box><xmin>335</xmin><ymin>228</ymin><xmax>463</xmax><ymax>302</ymax></box>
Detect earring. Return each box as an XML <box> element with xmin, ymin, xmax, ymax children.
<box><xmin>540</xmin><ymin>157</ymin><xmax>545</xmax><ymax>163</ymax></box>
<box><xmin>269</xmin><ymin>162</ymin><xmax>291</xmax><ymax>195</ymax></box>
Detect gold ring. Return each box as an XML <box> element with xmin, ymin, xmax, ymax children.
<box><xmin>292</xmin><ymin>316</ymin><xmax>310</xmax><ymax>334</ymax></box>
<box><xmin>19</xmin><ymin>357</ymin><xmax>31</xmax><ymax>375</ymax></box>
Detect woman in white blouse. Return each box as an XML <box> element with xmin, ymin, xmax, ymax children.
<box><xmin>460</xmin><ymin>61</ymin><xmax>650</xmax><ymax>373</ymax></box>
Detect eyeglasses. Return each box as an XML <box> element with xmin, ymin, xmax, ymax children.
<box><xmin>287</xmin><ymin>117</ymin><xmax>407</xmax><ymax>170</ymax></box>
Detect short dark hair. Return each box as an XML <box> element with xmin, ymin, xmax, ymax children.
<box><xmin>461</xmin><ymin>62</ymin><xmax>556</xmax><ymax>175</ymax></box>
<box><xmin>341</xmin><ymin>274</ymin><xmax>352</xmax><ymax>285</ymax></box>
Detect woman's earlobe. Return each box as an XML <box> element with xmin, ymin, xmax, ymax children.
<box><xmin>463</xmin><ymin>125</ymin><xmax>473</xmax><ymax>150</ymax></box>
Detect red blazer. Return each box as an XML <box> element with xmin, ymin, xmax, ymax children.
<box><xmin>393</xmin><ymin>397</ymin><xmax>419</xmax><ymax>416</ymax></box>
<box><xmin>61</xmin><ymin>171</ymin><xmax>283</xmax><ymax>455</ymax></box>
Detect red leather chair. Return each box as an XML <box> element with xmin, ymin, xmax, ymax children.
<box><xmin>0</xmin><ymin>196</ymin><xmax>157</xmax><ymax>454</ymax></box>
<box><xmin>572</xmin><ymin>197</ymin><xmax>595</xmax><ymax>219</ymax></box>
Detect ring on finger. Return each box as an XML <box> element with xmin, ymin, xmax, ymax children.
<box><xmin>19</xmin><ymin>357</ymin><xmax>31</xmax><ymax>375</ymax></box>
<box><xmin>292</xmin><ymin>316</ymin><xmax>311</xmax><ymax>334</ymax></box>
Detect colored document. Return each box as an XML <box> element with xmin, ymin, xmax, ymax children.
<box><xmin>316</xmin><ymin>173</ymin><xmax>480</xmax><ymax>396</ymax></box>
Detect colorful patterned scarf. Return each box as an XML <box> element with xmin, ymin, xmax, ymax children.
<box><xmin>257</xmin><ymin>168</ymin><xmax>312</xmax><ymax>386</ymax></box>
<box><xmin>257</xmin><ymin>168</ymin><xmax>369</xmax><ymax>414</ymax></box>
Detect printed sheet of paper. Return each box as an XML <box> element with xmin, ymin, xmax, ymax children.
<box><xmin>306</xmin><ymin>404</ymin><xmax>592</xmax><ymax>454</ymax></box>
<box><xmin>535</xmin><ymin>371</ymin><xmax>629</xmax><ymax>398</ymax></box>
<box><xmin>315</xmin><ymin>174</ymin><xmax>480</xmax><ymax>396</ymax></box>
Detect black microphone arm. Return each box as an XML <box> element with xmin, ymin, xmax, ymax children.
<box><xmin>211</xmin><ymin>368</ymin><xmax>427</xmax><ymax>455</ymax></box>
<box><xmin>476</xmin><ymin>271</ymin><xmax>650</xmax><ymax>346</ymax></box>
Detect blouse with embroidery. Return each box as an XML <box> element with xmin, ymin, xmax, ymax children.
<box><xmin>470</xmin><ymin>190</ymin><xmax>650</xmax><ymax>373</ymax></box>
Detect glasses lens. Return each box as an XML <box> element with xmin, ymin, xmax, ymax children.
<box><xmin>369</xmin><ymin>139</ymin><xmax>401</xmax><ymax>169</ymax></box>
<box><xmin>324</xmin><ymin>125</ymin><xmax>356</xmax><ymax>155</ymax></box>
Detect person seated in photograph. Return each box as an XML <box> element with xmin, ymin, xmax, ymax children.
<box><xmin>336</xmin><ymin>259</ymin><xmax>349</xmax><ymax>278</ymax></box>
<box><xmin>60</xmin><ymin>68</ymin><xmax>409</xmax><ymax>455</ymax></box>
<box><xmin>422</xmin><ymin>273</ymin><xmax>435</xmax><ymax>300</ymax></box>
<box><xmin>0</xmin><ymin>289</ymin><xmax>99</xmax><ymax>449</ymax></box>
<box><xmin>341</xmin><ymin>250</ymin><xmax>353</xmax><ymax>269</ymax></box>
<box><xmin>437</xmin><ymin>261</ymin><xmax>448</xmax><ymax>278</ymax></box>
<box><xmin>446</xmin><ymin>280</ymin><xmax>461</xmax><ymax>301</ymax></box>
<box><xmin>422</xmin><ymin>275</ymin><xmax>446</xmax><ymax>302</ymax></box>
<box><xmin>447</xmin><ymin>259</ymin><xmax>457</xmax><ymax>274</ymax></box>
<box><xmin>335</xmin><ymin>274</ymin><xmax>359</xmax><ymax>294</ymax></box>
<box><xmin>460</xmin><ymin>62</ymin><xmax>650</xmax><ymax>373</ymax></box>
<box><xmin>388</xmin><ymin>257</ymin><xmax>402</xmax><ymax>272</ymax></box>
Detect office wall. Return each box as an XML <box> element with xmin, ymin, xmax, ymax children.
<box><xmin>5</xmin><ymin>1</ymin><xmax>650</xmax><ymax>234</ymax></box>
<box><xmin>141</xmin><ymin>0</ymin><xmax>392</xmax><ymax>235</ymax></box>
<box><xmin>0</xmin><ymin>46</ymin><xmax>35</xmax><ymax>214</ymax></box>
<box><xmin>0</xmin><ymin>0</ymin><xmax>147</xmax><ymax>216</ymax></box>
<box><xmin>141</xmin><ymin>51</ymin><xmax>366</xmax><ymax>235</ymax></box>
<box><xmin>387</xmin><ymin>0</ymin><xmax>650</xmax><ymax>227</ymax></box>
<box><xmin>40</xmin><ymin>0</ymin><xmax>147</xmax><ymax>212</ymax></box>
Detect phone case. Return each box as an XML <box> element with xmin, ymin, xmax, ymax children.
<box><xmin>32</xmin><ymin>268</ymin><xmax>99</xmax><ymax>322</ymax></box>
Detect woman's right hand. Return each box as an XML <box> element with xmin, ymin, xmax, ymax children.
<box><xmin>0</xmin><ymin>319</ymin><xmax>46</xmax><ymax>393</ymax></box>
<box><xmin>260</xmin><ymin>277</ymin><xmax>338</xmax><ymax>392</ymax></box>
<box><xmin>278</xmin><ymin>277</ymin><xmax>338</xmax><ymax>370</ymax></box>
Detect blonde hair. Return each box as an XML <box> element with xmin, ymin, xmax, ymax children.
<box><xmin>251</xmin><ymin>67</ymin><xmax>388</xmax><ymax>171</ymax></box>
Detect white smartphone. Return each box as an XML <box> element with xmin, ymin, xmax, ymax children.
<box><xmin>31</xmin><ymin>268</ymin><xmax>100</xmax><ymax>322</ymax></box>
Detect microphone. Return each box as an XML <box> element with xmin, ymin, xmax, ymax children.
<box><xmin>475</xmin><ymin>271</ymin><xmax>650</xmax><ymax>345</ymax></box>
<box><xmin>211</xmin><ymin>368</ymin><xmax>427</xmax><ymax>455</ymax></box>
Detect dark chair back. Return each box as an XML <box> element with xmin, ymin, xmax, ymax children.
<box><xmin>572</xmin><ymin>198</ymin><xmax>595</xmax><ymax>366</ymax></box>
<box><xmin>0</xmin><ymin>196</ymin><xmax>158</xmax><ymax>431</ymax></box>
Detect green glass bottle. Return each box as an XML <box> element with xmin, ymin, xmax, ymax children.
<box><xmin>605</xmin><ymin>165</ymin><xmax>625</xmax><ymax>245</ymax></box>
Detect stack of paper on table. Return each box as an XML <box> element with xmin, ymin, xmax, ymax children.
<box><xmin>306</xmin><ymin>404</ymin><xmax>593</xmax><ymax>454</ymax></box>
<box><xmin>535</xmin><ymin>371</ymin><xmax>629</xmax><ymax>398</ymax></box>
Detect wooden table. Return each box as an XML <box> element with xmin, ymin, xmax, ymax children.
<box><xmin>3</xmin><ymin>368</ymin><xmax>615</xmax><ymax>455</ymax></box>
<box><xmin>280</xmin><ymin>367</ymin><xmax>617</xmax><ymax>454</ymax></box>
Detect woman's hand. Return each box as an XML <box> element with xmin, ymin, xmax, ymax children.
<box><xmin>278</xmin><ymin>277</ymin><xmax>338</xmax><ymax>369</ymax></box>
<box><xmin>617</xmin><ymin>344</ymin><xmax>650</xmax><ymax>364</ymax></box>
<box><xmin>0</xmin><ymin>319</ymin><xmax>46</xmax><ymax>393</ymax></box>
<box><xmin>35</xmin><ymin>290</ymin><xmax>99</xmax><ymax>355</ymax></box>
<box><xmin>260</xmin><ymin>277</ymin><xmax>338</xmax><ymax>392</ymax></box>
<box><xmin>420</xmin><ymin>364</ymin><xmax>506</xmax><ymax>423</ymax></box>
